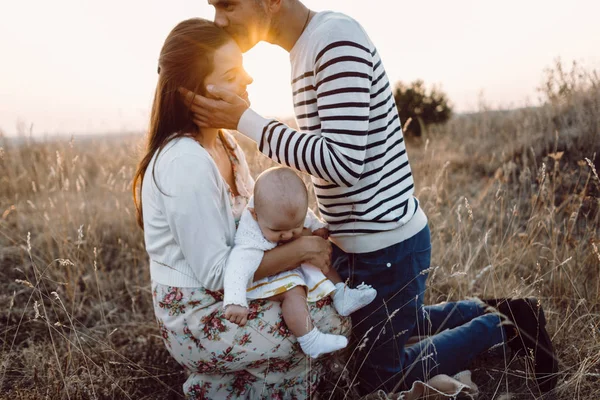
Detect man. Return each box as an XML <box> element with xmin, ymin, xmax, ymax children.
<box><xmin>184</xmin><ymin>0</ymin><xmax>558</xmax><ymax>394</ymax></box>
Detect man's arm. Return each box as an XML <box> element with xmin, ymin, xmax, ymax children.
<box><xmin>183</xmin><ymin>23</ymin><xmax>374</xmax><ymax>187</ymax></box>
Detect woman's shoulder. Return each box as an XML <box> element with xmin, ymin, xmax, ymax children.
<box><xmin>155</xmin><ymin>136</ymin><xmax>211</xmax><ymax>167</ymax></box>
<box><xmin>150</xmin><ymin>136</ymin><xmax>218</xmax><ymax>183</ymax></box>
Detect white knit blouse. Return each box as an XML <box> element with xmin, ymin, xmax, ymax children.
<box><xmin>141</xmin><ymin>134</ymin><xmax>253</xmax><ymax>290</ymax></box>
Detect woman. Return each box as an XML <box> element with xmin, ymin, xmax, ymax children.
<box><xmin>132</xmin><ymin>18</ymin><xmax>350</xmax><ymax>399</ymax></box>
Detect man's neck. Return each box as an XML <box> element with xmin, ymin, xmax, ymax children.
<box><xmin>267</xmin><ymin>2</ymin><xmax>313</xmax><ymax>52</ymax></box>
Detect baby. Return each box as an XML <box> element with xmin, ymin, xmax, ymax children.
<box><xmin>223</xmin><ymin>167</ymin><xmax>377</xmax><ymax>358</ymax></box>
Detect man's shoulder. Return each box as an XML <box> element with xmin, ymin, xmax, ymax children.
<box><xmin>309</xmin><ymin>11</ymin><xmax>370</xmax><ymax>51</ymax></box>
<box><xmin>312</xmin><ymin>11</ymin><xmax>364</xmax><ymax>36</ymax></box>
<box><xmin>315</xmin><ymin>11</ymin><xmax>359</xmax><ymax>27</ymax></box>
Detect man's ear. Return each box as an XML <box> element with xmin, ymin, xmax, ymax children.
<box><xmin>248</xmin><ymin>208</ymin><xmax>258</xmax><ymax>221</ymax></box>
<box><xmin>265</xmin><ymin>0</ymin><xmax>282</xmax><ymax>13</ymax></box>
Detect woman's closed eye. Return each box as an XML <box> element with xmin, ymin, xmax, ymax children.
<box><xmin>222</xmin><ymin>68</ymin><xmax>239</xmax><ymax>83</ymax></box>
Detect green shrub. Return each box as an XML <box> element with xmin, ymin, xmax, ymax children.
<box><xmin>393</xmin><ymin>80</ymin><xmax>452</xmax><ymax>137</ymax></box>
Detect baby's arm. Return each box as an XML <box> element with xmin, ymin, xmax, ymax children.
<box><xmin>223</xmin><ymin>205</ymin><xmax>277</xmax><ymax>326</ymax></box>
<box><xmin>223</xmin><ymin>245</ymin><xmax>264</xmax><ymax>326</ymax></box>
<box><xmin>224</xmin><ymin>304</ymin><xmax>250</xmax><ymax>326</ymax></box>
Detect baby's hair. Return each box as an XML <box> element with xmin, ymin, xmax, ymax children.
<box><xmin>254</xmin><ymin>167</ymin><xmax>308</xmax><ymax>219</ymax></box>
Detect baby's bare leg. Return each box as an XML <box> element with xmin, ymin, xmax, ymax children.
<box><xmin>270</xmin><ymin>286</ymin><xmax>313</xmax><ymax>337</ymax></box>
<box><xmin>324</xmin><ymin>268</ymin><xmax>343</xmax><ymax>285</ymax></box>
<box><xmin>269</xmin><ymin>285</ymin><xmax>348</xmax><ymax>358</ymax></box>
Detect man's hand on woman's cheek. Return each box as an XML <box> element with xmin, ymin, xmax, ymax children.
<box><xmin>179</xmin><ymin>86</ymin><xmax>249</xmax><ymax>130</ymax></box>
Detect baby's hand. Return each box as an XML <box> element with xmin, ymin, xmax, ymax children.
<box><xmin>312</xmin><ymin>227</ymin><xmax>329</xmax><ymax>240</ymax></box>
<box><xmin>224</xmin><ymin>305</ymin><xmax>249</xmax><ymax>326</ymax></box>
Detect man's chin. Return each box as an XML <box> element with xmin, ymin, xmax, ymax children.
<box><xmin>232</xmin><ymin>35</ymin><xmax>259</xmax><ymax>53</ymax></box>
<box><xmin>239</xmin><ymin>40</ymin><xmax>259</xmax><ymax>53</ymax></box>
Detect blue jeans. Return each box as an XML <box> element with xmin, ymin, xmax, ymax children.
<box><xmin>332</xmin><ymin>225</ymin><xmax>506</xmax><ymax>394</ymax></box>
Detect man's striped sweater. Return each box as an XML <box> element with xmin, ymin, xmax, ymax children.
<box><xmin>237</xmin><ymin>11</ymin><xmax>427</xmax><ymax>253</ymax></box>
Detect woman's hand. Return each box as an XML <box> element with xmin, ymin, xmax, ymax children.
<box><xmin>301</xmin><ymin>227</ymin><xmax>329</xmax><ymax>239</ymax></box>
<box><xmin>224</xmin><ymin>305</ymin><xmax>249</xmax><ymax>326</ymax></box>
<box><xmin>311</xmin><ymin>227</ymin><xmax>330</xmax><ymax>240</ymax></box>
<box><xmin>254</xmin><ymin>234</ymin><xmax>332</xmax><ymax>281</ymax></box>
<box><xmin>300</xmin><ymin>235</ymin><xmax>332</xmax><ymax>275</ymax></box>
<box><xmin>300</xmin><ymin>228</ymin><xmax>313</xmax><ymax>237</ymax></box>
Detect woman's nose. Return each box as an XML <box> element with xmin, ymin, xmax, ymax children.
<box><xmin>242</xmin><ymin>70</ymin><xmax>254</xmax><ymax>86</ymax></box>
<box><xmin>244</xmin><ymin>71</ymin><xmax>254</xmax><ymax>86</ymax></box>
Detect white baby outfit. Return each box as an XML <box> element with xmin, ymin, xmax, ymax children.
<box><xmin>223</xmin><ymin>199</ymin><xmax>336</xmax><ymax>309</ymax></box>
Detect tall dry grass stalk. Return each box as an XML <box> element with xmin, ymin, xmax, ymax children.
<box><xmin>0</xmin><ymin>61</ymin><xmax>599</xmax><ymax>399</ymax></box>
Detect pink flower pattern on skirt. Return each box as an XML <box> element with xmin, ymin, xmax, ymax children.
<box><xmin>152</xmin><ymin>282</ymin><xmax>351</xmax><ymax>399</ymax></box>
<box><xmin>157</xmin><ymin>287</ymin><xmax>186</xmax><ymax>316</ymax></box>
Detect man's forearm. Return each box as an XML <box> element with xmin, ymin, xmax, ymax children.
<box><xmin>237</xmin><ymin>108</ymin><xmax>368</xmax><ymax>187</ymax></box>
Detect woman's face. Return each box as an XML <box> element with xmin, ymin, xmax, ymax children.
<box><xmin>204</xmin><ymin>40</ymin><xmax>253</xmax><ymax>104</ymax></box>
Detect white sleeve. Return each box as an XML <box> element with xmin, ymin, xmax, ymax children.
<box><xmin>223</xmin><ymin>244</ymin><xmax>263</xmax><ymax>308</ymax></box>
<box><xmin>305</xmin><ymin>208</ymin><xmax>328</xmax><ymax>232</ymax></box>
<box><xmin>222</xmin><ymin>209</ymin><xmax>276</xmax><ymax>308</ymax></box>
<box><xmin>159</xmin><ymin>154</ymin><xmax>233</xmax><ymax>291</ymax></box>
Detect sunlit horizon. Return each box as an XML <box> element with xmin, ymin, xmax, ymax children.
<box><xmin>1</xmin><ymin>0</ymin><xmax>599</xmax><ymax>136</ymax></box>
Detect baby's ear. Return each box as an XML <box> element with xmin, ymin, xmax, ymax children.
<box><xmin>248</xmin><ymin>208</ymin><xmax>258</xmax><ymax>221</ymax></box>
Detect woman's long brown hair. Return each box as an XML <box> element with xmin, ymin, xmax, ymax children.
<box><xmin>133</xmin><ymin>18</ymin><xmax>232</xmax><ymax>229</ymax></box>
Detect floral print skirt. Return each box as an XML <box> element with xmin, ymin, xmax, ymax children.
<box><xmin>152</xmin><ymin>282</ymin><xmax>351</xmax><ymax>399</ymax></box>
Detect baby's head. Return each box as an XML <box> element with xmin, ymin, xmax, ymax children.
<box><xmin>251</xmin><ymin>167</ymin><xmax>308</xmax><ymax>243</ymax></box>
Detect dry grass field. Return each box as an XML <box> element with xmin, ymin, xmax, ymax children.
<box><xmin>1</xmin><ymin>62</ymin><xmax>599</xmax><ymax>399</ymax></box>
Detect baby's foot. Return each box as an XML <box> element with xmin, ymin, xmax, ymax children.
<box><xmin>297</xmin><ymin>327</ymin><xmax>348</xmax><ymax>358</ymax></box>
<box><xmin>333</xmin><ymin>282</ymin><xmax>377</xmax><ymax>316</ymax></box>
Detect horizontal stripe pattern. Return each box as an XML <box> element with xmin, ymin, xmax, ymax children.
<box><xmin>258</xmin><ymin>12</ymin><xmax>417</xmax><ymax>235</ymax></box>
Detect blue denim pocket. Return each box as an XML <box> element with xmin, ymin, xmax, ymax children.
<box><xmin>411</xmin><ymin>244</ymin><xmax>432</xmax><ymax>277</ymax></box>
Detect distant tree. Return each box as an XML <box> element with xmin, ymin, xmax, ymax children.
<box><xmin>393</xmin><ymin>80</ymin><xmax>452</xmax><ymax>137</ymax></box>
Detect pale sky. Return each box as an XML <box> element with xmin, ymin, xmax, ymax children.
<box><xmin>0</xmin><ymin>0</ymin><xmax>599</xmax><ymax>136</ymax></box>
